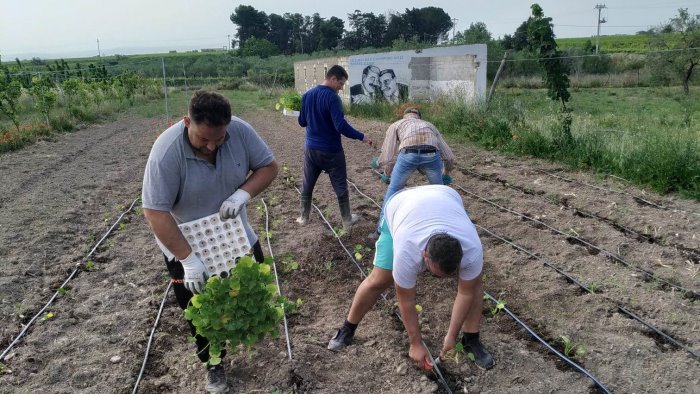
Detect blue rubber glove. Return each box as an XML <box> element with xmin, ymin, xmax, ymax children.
<box><xmin>370</xmin><ymin>157</ymin><xmax>379</xmax><ymax>169</ymax></box>
<box><xmin>380</xmin><ymin>174</ymin><xmax>391</xmax><ymax>184</ymax></box>
<box><xmin>442</xmin><ymin>174</ymin><xmax>452</xmax><ymax>185</ymax></box>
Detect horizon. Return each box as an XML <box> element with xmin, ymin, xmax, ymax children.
<box><xmin>2</xmin><ymin>0</ymin><xmax>697</xmax><ymax>61</ymax></box>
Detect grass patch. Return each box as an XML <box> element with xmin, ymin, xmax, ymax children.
<box><xmin>346</xmin><ymin>86</ymin><xmax>700</xmax><ymax>201</ymax></box>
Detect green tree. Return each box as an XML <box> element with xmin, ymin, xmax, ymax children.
<box><xmin>267</xmin><ymin>13</ymin><xmax>293</xmax><ymax>54</ymax></box>
<box><xmin>318</xmin><ymin>17</ymin><xmax>345</xmax><ymax>50</ymax></box>
<box><xmin>386</xmin><ymin>7</ymin><xmax>452</xmax><ymax>45</ymax></box>
<box><xmin>29</xmin><ymin>76</ymin><xmax>58</xmax><ymax>128</ymax></box>
<box><xmin>240</xmin><ymin>37</ymin><xmax>280</xmax><ymax>58</ymax></box>
<box><xmin>502</xmin><ymin>21</ymin><xmax>529</xmax><ymax>50</ymax></box>
<box><xmin>343</xmin><ymin>10</ymin><xmax>387</xmax><ymax>49</ymax></box>
<box><xmin>230</xmin><ymin>5</ymin><xmax>269</xmax><ymax>45</ymax></box>
<box><xmin>527</xmin><ymin>4</ymin><xmax>570</xmax><ymax>111</ymax></box>
<box><xmin>649</xmin><ymin>8</ymin><xmax>700</xmax><ymax>94</ymax></box>
<box><xmin>0</xmin><ymin>59</ymin><xmax>23</xmax><ymax>131</ymax></box>
<box><xmin>453</xmin><ymin>22</ymin><xmax>492</xmax><ymax>44</ymax></box>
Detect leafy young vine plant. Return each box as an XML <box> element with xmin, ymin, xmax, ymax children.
<box><xmin>184</xmin><ymin>256</ymin><xmax>295</xmax><ymax>365</ymax></box>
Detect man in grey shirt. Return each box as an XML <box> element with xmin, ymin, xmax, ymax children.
<box><xmin>142</xmin><ymin>90</ymin><xmax>278</xmax><ymax>393</ymax></box>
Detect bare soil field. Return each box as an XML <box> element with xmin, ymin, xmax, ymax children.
<box><xmin>1</xmin><ymin>109</ymin><xmax>698</xmax><ymax>393</ymax></box>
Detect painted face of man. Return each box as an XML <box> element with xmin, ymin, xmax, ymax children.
<box><xmin>380</xmin><ymin>72</ymin><xmax>398</xmax><ymax>98</ymax></box>
<box><xmin>362</xmin><ymin>68</ymin><xmax>380</xmax><ymax>94</ymax></box>
<box><xmin>184</xmin><ymin>116</ymin><xmax>227</xmax><ymax>158</ymax></box>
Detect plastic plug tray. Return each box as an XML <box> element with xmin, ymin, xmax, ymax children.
<box><xmin>179</xmin><ymin>213</ymin><xmax>251</xmax><ymax>277</ymax></box>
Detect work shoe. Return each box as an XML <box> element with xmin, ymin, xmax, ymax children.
<box><xmin>462</xmin><ymin>336</ymin><xmax>495</xmax><ymax>370</ymax></box>
<box><xmin>328</xmin><ymin>325</ymin><xmax>355</xmax><ymax>351</ymax></box>
<box><xmin>205</xmin><ymin>364</ymin><xmax>229</xmax><ymax>393</ymax></box>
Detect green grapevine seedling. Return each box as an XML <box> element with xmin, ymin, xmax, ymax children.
<box><xmin>560</xmin><ymin>335</ymin><xmax>586</xmax><ymax>359</ymax></box>
<box><xmin>490</xmin><ymin>299</ymin><xmax>506</xmax><ymax>316</ymax></box>
<box><xmin>444</xmin><ymin>342</ymin><xmax>465</xmax><ymax>363</ymax></box>
<box><xmin>43</xmin><ymin>312</ymin><xmax>54</xmax><ymax>320</ymax></box>
<box><xmin>184</xmin><ymin>256</ymin><xmax>293</xmax><ymax>364</ymax></box>
<box><xmin>85</xmin><ymin>260</ymin><xmax>95</xmax><ymax>271</ymax></box>
<box><xmin>118</xmin><ymin>223</ymin><xmax>127</xmax><ymax>231</ymax></box>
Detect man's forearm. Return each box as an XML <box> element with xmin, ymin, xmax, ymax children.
<box><xmin>239</xmin><ymin>161</ymin><xmax>279</xmax><ymax>197</ymax></box>
<box><xmin>143</xmin><ymin>208</ymin><xmax>191</xmax><ymax>259</ymax></box>
<box><xmin>396</xmin><ymin>286</ymin><xmax>422</xmax><ymax>345</ymax></box>
<box><xmin>447</xmin><ymin>290</ymin><xmax>473</xmax><ymax>341</ymax></box>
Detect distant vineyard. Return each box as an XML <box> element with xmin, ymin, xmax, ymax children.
<box><xmin>556</xmin><ymin>33</ymin><xmax>681</xmax><ymax>53</ymax></box>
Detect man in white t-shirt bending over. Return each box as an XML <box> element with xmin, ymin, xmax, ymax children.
<box><xmin>327</xmin><ymin>184</ymin><xmax>494</xmax><ymax>370</ymax></box>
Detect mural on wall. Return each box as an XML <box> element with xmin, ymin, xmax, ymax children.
<box><xmin>349</xmin><ymin>65</ymin><xmax>409</xmax><ymax>104</ymax></box>
<box><xmin>348</xmin><ymin>45</ymin><xmax>487</xmax><ymax>105</ymax></box>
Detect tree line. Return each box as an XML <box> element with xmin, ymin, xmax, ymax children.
<box><xmin>230</xmin><ymin>5</ymin><xmax>453</xmax><ymax>56</ymax></box>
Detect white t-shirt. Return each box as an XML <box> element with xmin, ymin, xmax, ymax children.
<box><xmin>386</xmin><ymin>185</ymin><xmax>483</xmax><ymax>288</ymax></box>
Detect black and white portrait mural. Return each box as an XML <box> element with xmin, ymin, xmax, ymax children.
<box><xmin>348</xmin><ymin>45</ymin><xmax>487</xmax><ymax>105</ymax></box>
<box><xmin>349</xmin><ymin>65</ymin><xmax>409</xmax><ymax>104</ymax></box>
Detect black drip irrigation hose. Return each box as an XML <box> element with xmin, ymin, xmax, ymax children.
<box><xmin>132</xmin><ymin>281</ymin><xmax>172</xmax><ymax>394</ymax></box>
<box><xmin>261</xmin><ymin>198</ymin><xmax>299</xmax><ymax>394</ymax></box>
<box><xmin>482</xmin><ymin>292</ymin><xmax>613</xmax><ymax>394</ymax></box>
<box><xmin>358</xmin><ymin>173</ymin><xmax>698</xmax><ymax>360</ymax></box>
<box><xmin>0</xmin><ymin>197</ymin><xmax>140</xmax><ymax>362</ymax></box>
<box><xmin>353</xmin><ymin>175</ymin><xmax>612</xmax><ymax>392</ymax></box>
<box><xmin>460</xmin><ymin>166</ymin><xmax>700</xmax><ymax>263</ymax></box>
<box><xmin>290</xmin><ymin>183</ymin><xmax>454</xmax><ymax>394</ymax></box>
<box><xmin>451</xmin><ymin>183</ymin><xmax>697</xmax><ymax>296</ymax></box>
<box><xmin>476</xmin><ymin>225</ymin><xmax>700</xmax><ymax>361</ymax></box>
<box><xmin>537</xmin><ymin>169</ymin><xmax>700</xmax><ymax>218</ymax></box>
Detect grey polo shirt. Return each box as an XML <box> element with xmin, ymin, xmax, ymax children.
<box><xmin>142</xmin><ymin>116</ymin><xmax>274</xmax><ymax>258</ymax></box>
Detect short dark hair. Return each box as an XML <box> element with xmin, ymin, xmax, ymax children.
<box><xmin>426</xmin><ymin>233</ymin><xmax>462</xmax><ymax>276</ymax></box>
<box><xmin>379</xmin><ymin>69</ymin><xmax>396</xmax><ymax>79</ymax></box>
<box><xmin>326</xmin><ymin>65</ymin><xmax>348</xmax><ymax>80</ymax></box>
<box><xmin>188</xmin><ymin>90</ymin><xmax>232</xmax><ymax>127</ymax></box>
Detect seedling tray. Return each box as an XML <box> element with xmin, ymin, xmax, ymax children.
<box><xmin>179</xmin><ymin>213</ymin><xmax>251</xmax><ymax>277</ymax></box>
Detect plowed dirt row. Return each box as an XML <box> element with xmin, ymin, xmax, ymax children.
<box><xmin>1</xmin><ymin>109</ymin><xmax>698</xmax><ymax>393</ymax></box>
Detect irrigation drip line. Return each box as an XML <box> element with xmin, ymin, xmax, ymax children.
<box><xmin>354</xmin><ymin>175</ymin><xmax>612</xmax><ymax>392</ymax></box>
<box><xmin>260</xmin><ymin>198</ymin><xmax>294</xmax><ymax>362</ymax></box>
<box><xmin>476</xmin><ymin>225</ymin><xmax>700</xmax><ymax>361</ymax></box>
<box><xmin>0</xmin><ymin>197</ymin><xmax>140</xmax><ymax>362</ymax></box>
<box><xmin>537</xmin><ymin>169</ymin><xmax>700</xmax><ymax>218</ymax></box>
<box><xmin>131</xmin><ymin>281</ymin><xmax>172</xmax><ymax>394</ymax></box>
<box><xmin>482</xmin><ymin>292</ymin><xmax>612</xmax><ymax>394</ymax></box>
<box><xmin>356</xmin><ymin>172</ymin><xmax>697</xmax><ymax>359</ymax></box>
<box><xmin>452</xmin><ymin>183</ymin><xmax>696</xmax><ymax>295</ymax></box>
<box><xmin>459</xmin><ymin>167</ymin><xmax>700</xmax><ymax>262</ymax></box>
<box><xmin>290</xmin><ymin>183</ymin><xmax>454</xmax><ymax>394</ymax></box>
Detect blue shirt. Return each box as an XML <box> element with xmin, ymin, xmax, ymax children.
<box><xmin>298</xmin><ymin>85</ymin><xmax>364</xmax><ymax>152</ymax></box>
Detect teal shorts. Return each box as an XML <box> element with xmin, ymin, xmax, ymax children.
<box><xmin>373</xmin><ymin>219</ymin><xmax>394</xmax><ymax>270</ymax></box>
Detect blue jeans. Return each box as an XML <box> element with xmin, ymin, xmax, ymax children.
<box><xmin>376</xmin><ymin>152</ymin><xmax>443</xmax><ymax>231</ymax></box>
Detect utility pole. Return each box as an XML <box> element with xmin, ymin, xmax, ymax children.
<box><xmin>227</xmin><ymin>34</ymin><xmax>231</xmax><ymax>50</ymax></box>
<box><xmin>594</xmin><ymin>4</ymin><xmax>607</xmax><ymax>54</ymax></box>
<box><xmin>97</xmin><ymin>38</ymin><xmax>101</xmax><ymax>58</ymax></box>
<box><xmin>452</xmin><ymin>18</ymin><xmax>459</xmax><ymax>40</ymax></box>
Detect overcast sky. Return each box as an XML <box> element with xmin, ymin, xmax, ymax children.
<box><xmin>1</xmin><ymin>0</ymin><xmax>698</xmax><ymax>60</ymax></box>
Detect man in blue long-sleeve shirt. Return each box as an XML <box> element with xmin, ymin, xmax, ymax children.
<box><xmin>297</xmin><ymin>65</ymin><xmax>373</xmax><ymax>231</ymax></box>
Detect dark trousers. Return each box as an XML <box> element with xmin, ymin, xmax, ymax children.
<box><xmin>164</xmin><ymin>241</ymin><xmax>265</xmax><ymax>363</ymax></box>
<box><xmin>301</xmin><ymin>148</ymin><xmax>348</xmax><ymax>198</ymax></box>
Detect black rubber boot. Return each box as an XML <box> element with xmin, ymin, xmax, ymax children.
<box><xmin>296</xmin><ymin>194</ymin><xmax>312</xmax><ymax>225</ymax></box>
<box><xmin>338</xmin><ymin>194</ymin><xmax>359</xmax><ymax>232</ymax></box>
<box><xmin>461</xmin><ymin>333</ymin><xmax>495</xmax><ymax>370</ymax></box>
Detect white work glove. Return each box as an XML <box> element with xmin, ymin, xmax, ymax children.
<box><xmin>219</xmin><ymin>189</ymin><xmax>251</xmax><ymax>219</ymax></box>
<box><xmin>180</xmin><ymin>251</ymin><xmax>208</xmax><ymax>294</ymax></box>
